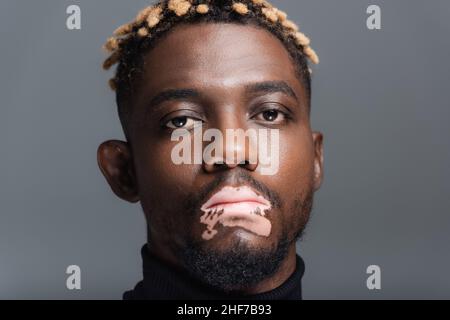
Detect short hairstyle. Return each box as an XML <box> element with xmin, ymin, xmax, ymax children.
<box><xmin>102</xmin><ymin>0</ymin><xmax>319</xmax><ymax>139</ymax></box>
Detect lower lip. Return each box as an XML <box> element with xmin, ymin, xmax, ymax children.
<box><xmin>202</xmin><ymin>202</ymin><xmax>272</xmax><ymax>239</ymax></box>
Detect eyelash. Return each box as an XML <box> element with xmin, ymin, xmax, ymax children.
<box><xmin>160</xmin><ymin>108</ymin><xmax>204</xmax><ymax>131</ymax></box>
<box><xmin>251</xmin><ymin>106</ymin><xmax>292</xmax><ymax>124</ymax></box>
<box><xmin>164</xmin><ymin>116</ymin><xmax>203</xmax><ymax>130</ymax></box>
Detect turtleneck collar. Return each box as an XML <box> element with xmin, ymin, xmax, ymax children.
<box><xmin>123</xmin><ymin>244</ymin><xmax>305</xmax><ymax>300</ymax></box>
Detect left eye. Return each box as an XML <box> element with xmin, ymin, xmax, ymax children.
<box><xmin>165</xmin><ymin>116</ymin><xmax>201</xmax><ymax>129</ymax></box>
<box><xmin>254</xmin><ymin>109</ymin><xmax>286</xmax><ymax>122</ymax></box>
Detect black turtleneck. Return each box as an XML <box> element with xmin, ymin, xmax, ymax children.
<box><xmin>123</xmin><ymin>244</ymin><xmax>305</xmax><ymax>300</ymax></box>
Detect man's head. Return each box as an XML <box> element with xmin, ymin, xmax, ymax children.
<box><xmin>98</xmin><ymin>0</ymin><xmax>323</xmax><ymax>293</ymax></box>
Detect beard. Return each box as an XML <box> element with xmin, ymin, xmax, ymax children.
<box><xmin>178</xmin><ymin>183</ymin><xmax>314</xmax><ymax>292</ymax></box>
<box><xmin>180</xmin><ymin>233</ymin><xmax>290</xmax><ymax>292</ymax></box>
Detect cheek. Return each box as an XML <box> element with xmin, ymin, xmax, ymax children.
<box><xmin>133</xmin><ymin>139</ymin><xmax>197</xmax><ymax>213</ymax></box>
<box><xmin>275</xmin><ymin>130</ymin><xmax>315</xmax><ymax>201</ymax></box>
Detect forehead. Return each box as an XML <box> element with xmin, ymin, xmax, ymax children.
<box><xmin>136</xmin><ymin>23</ymin><xmax>305</xmax><ymax>103</ymax></box>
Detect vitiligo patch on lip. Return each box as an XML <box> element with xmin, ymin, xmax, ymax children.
<box><xmin>199</xmin><ymin>186</ymin><xmax>272</xmax><ymax>240</ymax></box>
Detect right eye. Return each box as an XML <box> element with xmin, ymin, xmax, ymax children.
<box><xmin>165</xmin><ymin>116</ymin><xmax>201</xmax><ymax>130</ymax></box>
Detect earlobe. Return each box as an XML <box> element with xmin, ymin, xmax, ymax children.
<box><xmin>312</xmin><ymin>132</ymin><xmax>324</xmax><ymax>191</ymax></box>
<box><xmin>97</xmin><ymin>140</ymin><xmax>140</xmax><ymax>203</ymax></box>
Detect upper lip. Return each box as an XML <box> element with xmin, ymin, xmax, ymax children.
<box><xmin>201</xmin><ymin>185</ymin><xmax>271</xmax><ymax>211</ymax></box>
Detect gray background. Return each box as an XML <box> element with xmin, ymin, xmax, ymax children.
<box><xmin>1</xmin><ymin>0</ymin><xmax>449</xmax><ymax>299</ymax></box>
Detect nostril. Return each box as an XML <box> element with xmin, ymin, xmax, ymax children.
<box><xmin>214</xmin><ymin>161</ymin><xmax>225</xmax><ymax>167</ymax></box>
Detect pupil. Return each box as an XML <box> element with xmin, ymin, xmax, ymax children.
<box><xmin>263</xmin><ymin>110</ymin><xmax>278</xmax><ymax>121</ymax></box>
<box><xmin>173</xmin><ymin>117</ymin><xmax>187</xmax><ymax>127</ymax></box>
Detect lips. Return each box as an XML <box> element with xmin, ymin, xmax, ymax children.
<box><xmin>199</xmin><ymin>185</ymin><xmax>272</xmax><ymax>240</ymax></box>
<box><xmin>201</xmin><ymin>185</ymin><xmax>270</xmax><ymax>212</ymax></box>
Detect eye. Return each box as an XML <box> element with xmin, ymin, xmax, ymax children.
<box><xmin>165</xmin><ymin>116</ymin><xmax>201</xmax><ymax>130</ymax></box>
<box><xmin>254</xmin><ymin>109</ymin><xmax>287</xmax><ymax>123</ymax></box>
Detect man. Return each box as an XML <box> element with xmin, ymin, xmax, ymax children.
<box><xmin>97</xmin><ymin>0</ymin><xmax>323</xmax><ymax>300</ymax></box>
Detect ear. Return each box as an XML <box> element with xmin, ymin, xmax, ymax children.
<box><xmin>312</xmin><ymin>132</ymin><xmax>324</xmax><ymax>191</ymax></box>
<box><xmin>97</xmin><ymin>140</ymin><xmax>140</xmax><ymax>203</ymax></box>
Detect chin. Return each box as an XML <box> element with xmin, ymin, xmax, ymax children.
<box><xmin>180</xmin><ymin>229</ymin><xmax>290</xmax><ymax>291</ymax></box>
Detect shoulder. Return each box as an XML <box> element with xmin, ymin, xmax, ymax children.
<box><xmin>122</xmin><ymin>280</ymin><xmax>145</xmax><ymax>300</ymax></box>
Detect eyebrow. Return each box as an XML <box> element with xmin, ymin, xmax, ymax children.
<box><xmin>245</xmin><ymin>81</ymin><xmax>298</xmax><ymax>101</ymax></box>
<box><xmin>146</xmin><ymin>80</ymin><xmax>298</xmax><ymax>111</ymax></box>
<box><xmin>148</xmin><ymin>88</ymin><xmax>200</xmax><ymax>109</ymax></box>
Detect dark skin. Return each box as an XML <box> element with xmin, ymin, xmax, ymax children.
<box><xmin>98</xmin><ymin>23</ymin><xmax>324</xmax><ymax>294</ymax></box>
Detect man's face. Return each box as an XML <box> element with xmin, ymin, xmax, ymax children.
<box><xmin>99</xmin><ymin>23</ymin><xmax>323</xmax><ymax>290</ymax></box>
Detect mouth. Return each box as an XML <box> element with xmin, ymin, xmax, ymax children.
<box><xmin>199</xmin><ymin>185</ymin><xmax>272</xmax><ymax>240</ymax></box>
<box><xmin>201</xmin><ymin>185</ymin><xmax>271</xmax><ymax>212</ymax></box>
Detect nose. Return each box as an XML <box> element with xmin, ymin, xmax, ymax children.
<box><xmin>202</xmin><ymin>115</ymin><xmax>259</xmax><ymax>174</ymax></box>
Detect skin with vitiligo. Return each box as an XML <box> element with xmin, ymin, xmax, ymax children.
<box><xmin>200</xmin><ymin>186</ymin><xmax>273</xmax><ymax>240</ymax></box>
<box><xmin>97</xmin><ymin>23</ymin><xmax>324</xmax><ymax>294</ymax></box>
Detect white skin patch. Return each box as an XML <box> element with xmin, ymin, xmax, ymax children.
<box><xmin>200</xmin><ymin>208</ymin><xmax>223</xmax><ymax>240</ymax></box>
<box><xmin>199</xmin><ymin>186</ymin><xmax>272</xmax><ymax>240</ymax></box>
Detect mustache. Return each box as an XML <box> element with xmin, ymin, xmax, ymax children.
<box><xmin>183</xmin><ymin>170</ymin><xmax>283</xmax><ymax>217</ymax></box>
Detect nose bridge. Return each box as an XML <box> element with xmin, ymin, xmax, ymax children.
<box><xmin>223</xmin><ymin>110</ymin><xmax>245</xmax><ymax>166</ymax></box>
<box><xmin>216</xmin><ymin>105</ymin><xmax>243</xmax><ymax>131</ymax></box>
